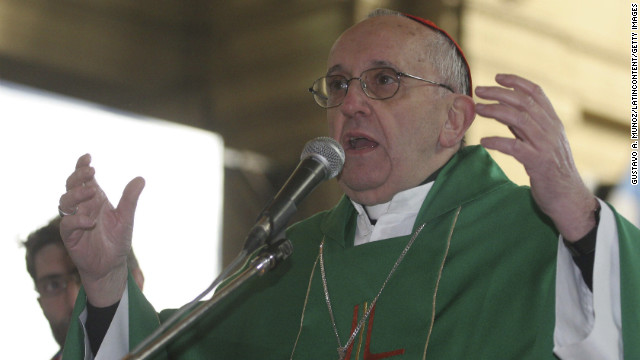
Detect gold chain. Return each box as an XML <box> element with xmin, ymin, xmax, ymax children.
<box><xmin>290</xmin><ymin>206</ymin><xmax>462</xmax><ymax>360</ymax></box>
<box><xmin>321</xmin><ymin>222</ymin><xmax>427</xmax><ymax>360</ymax></box>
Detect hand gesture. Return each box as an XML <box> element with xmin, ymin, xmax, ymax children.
<box><xmin>475</xmin><ymin>74</ymin><xmax>597</xmax><ymax>241</ymax></box>
<box><xmin>58</xmin><ymin>154</ymin><xmax>145</xmax><ymax>306</ymax></box>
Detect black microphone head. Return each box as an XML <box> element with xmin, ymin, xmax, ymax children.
<box><xmin>300</xmin><ymin>137</ymin><xmax>345</xmax><ymax>179</ymax></box>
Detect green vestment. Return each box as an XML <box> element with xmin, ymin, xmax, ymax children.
<box><xmin>63</xmin><ymin>145</ymin><xmax>640</xmax><ymax>359</ymax></box>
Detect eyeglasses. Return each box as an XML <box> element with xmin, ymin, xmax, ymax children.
<box><xmin>36</xmin><ymin>270</ymin><xmax>81</xmax><ymax>298</ymax></box>
<box><xmin>309</xmin><ymin>67</ymin><xmax>454</xmax><ymax>108</ymax></box>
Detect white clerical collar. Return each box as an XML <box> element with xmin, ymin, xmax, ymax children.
<box><xmin>351</xmin><ymin>181</ymin><xmax>435</xmax><ymax>246</ymax></box>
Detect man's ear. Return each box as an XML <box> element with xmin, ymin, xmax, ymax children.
<box><xmin>439</xmin><ymin>95</ymin><xmax>475</xmax><ymax>148</ymax></box>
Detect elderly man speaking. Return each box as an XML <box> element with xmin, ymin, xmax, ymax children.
<box><xmin>58</xmin><ymin>9</ymin><xmax>639</xmax><ymax>360</ymax></box>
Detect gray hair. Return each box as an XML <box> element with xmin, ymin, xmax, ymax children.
<box><xmin>367</xmin><ymin>9</ymin><xmax>470</xmax><ymax>96</ymax></box>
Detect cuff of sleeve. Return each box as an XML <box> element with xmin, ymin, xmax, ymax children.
<box><xmin>86</xmin><ymin>300</ymin><xmax>120</xmax><ymax>355</ymax></box>
<box><xmin>80</xmin><ymin>286</ymin><xmax>130</xmax><ymax>360</ymax></box>
<box><xmin>554</xmin><ymin>200</ymin><xmax>621</xmax><ymax>359</ymax></box>
<box><xmin>563</xmin><ymin>201</ymin><xmax>600</xmax><ymax>257</ymax></box>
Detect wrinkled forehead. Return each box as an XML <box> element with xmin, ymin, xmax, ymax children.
<box><xmin>327</xmin><ymin>15</ymin><xmax>437</xmax><ymax>75</ymax></box>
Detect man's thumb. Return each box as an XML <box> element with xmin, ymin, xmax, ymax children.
<box><xmin>117</xmin><ymin>176</ymin><xmax>146</xmax><ymax>221</ymax></box>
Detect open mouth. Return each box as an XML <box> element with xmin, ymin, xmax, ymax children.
<box><xmin>348</xmin><ymin>136</ymin><xmax>378</xmax><ymax>150</ymax></box>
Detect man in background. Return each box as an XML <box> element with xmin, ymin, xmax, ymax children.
<box><xmin>22</xmin><ymin>216</ymin><xmax>144</xmax><ymax>360</ymax></box>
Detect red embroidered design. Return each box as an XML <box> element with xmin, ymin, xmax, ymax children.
<box><xmin>343</xmin><ymin>303</ymin><xmax>405</xmax><ymax>360</ymax></box>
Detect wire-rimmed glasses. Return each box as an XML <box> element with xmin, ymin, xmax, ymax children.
<box><xmin>309</xmin><ymin>67</ymin><xmax>453</xmax><ymax>108</ymax></box>
<box><xmin>36</xmin><ymin>270</ymin><xmax>81</xmax><ymax>298</ymax></box>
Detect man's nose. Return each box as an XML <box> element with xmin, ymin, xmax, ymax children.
<box><xmin>340</xmin><ymin>79</ymin><xmax>370</xmax><ymax>113</ymax></box>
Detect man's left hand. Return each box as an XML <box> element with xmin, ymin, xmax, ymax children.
<box><xmin>475</xmin><ymin>74</ymin><xmax>597</xmax><ymax>242</ymax></box>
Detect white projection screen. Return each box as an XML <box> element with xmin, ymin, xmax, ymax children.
<box><xmin>0</xmin><ymin>80</ymin><xmax>224</xmax><ymax>358</ymax></box>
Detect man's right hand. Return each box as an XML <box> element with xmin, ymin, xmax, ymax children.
<box><xmin>59</xmin><ymin>154</ymin><xmax>145</xmax><ymax>307</ymax></box>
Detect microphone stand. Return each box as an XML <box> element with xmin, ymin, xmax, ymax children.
<box><xmin>122</xmin><ymin>238</ymin><xmax>293</xmax><ymax>360</ymax></box>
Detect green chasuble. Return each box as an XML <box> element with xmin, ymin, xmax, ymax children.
<box><xmin>63</xmin><ymin>145</ymin><xmax>640</xmax><ymax>359</ymax></box>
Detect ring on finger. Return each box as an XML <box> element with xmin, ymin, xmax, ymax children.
<box><xmin>58</xmin><ymin>205</ymin><xmax>78</xmax><ymax>217</ymax></box>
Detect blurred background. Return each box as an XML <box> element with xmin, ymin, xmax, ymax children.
<box><xmin>1</xmin><ymin>0</ymin><xmax>636</xmax><ymax>357</ymax></box>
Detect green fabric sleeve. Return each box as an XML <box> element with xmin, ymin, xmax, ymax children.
<box><xmin>617</xmin><ymin>210</ymin><xmax>640</xmax><ymax>359</ymax></box>
<box><xmin>61</xmin><ymin>271</ymin><xmax>165</xmax><ymax>360</ymax></box>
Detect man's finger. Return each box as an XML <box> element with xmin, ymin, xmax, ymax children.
<box><xmin>59</xmin><ymin>215</ymin><xmax>96</xmax><ymax>246</ymax></box>
<box><xmin>480</xmin><ymin>136</ymin><xmax>533</xmax><ymax>164</ymax></box>
<box><xmin>493</xmin><ymin>74</ymin><xmax>556</xmax><ymax>116</ymax></box>
<box><xmin>116</xmin><ymin>177</ymin><xmax>146</xmax><ymax>224</ymax></box>
<box><xmin>66</xmin><ymin>161</ymin><xmax>96</xmax><ymax>191</ymax></box>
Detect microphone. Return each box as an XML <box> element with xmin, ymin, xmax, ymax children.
<box><xmin>243</xmin><ymin>136</ymin><xmax>345</xmax><ymax>253</ymax></box>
